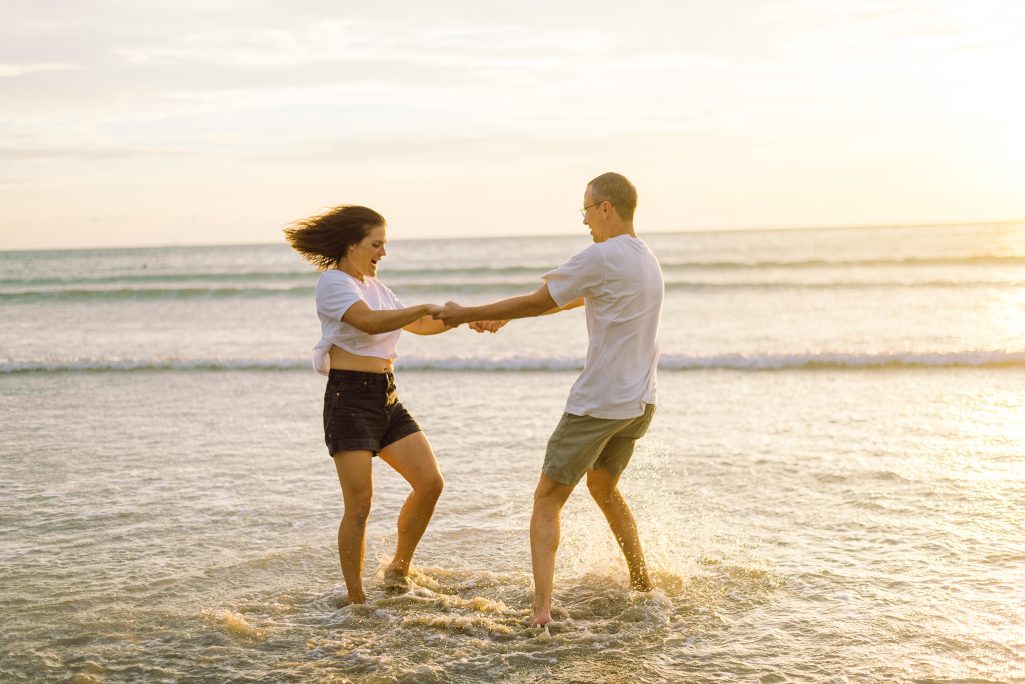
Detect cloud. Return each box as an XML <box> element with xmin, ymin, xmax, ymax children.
<box><xmin>0</xmin><ymin>63</ymin><xmax>78</xmax><ymax>78</ymax></box>
<box><xmin>111</xmin><ymin>20</ymin><xmax>601</xmax><ymax>68</ymax></box>
<box><xmin>0</xmin><ymin>146</ymin><xmax>156</xmax><ymax>161</ymax></box>
<box><xmin>2</xmin><ymin>0</ymin><xmax>1023</xmax><ymax>248</ymax></box>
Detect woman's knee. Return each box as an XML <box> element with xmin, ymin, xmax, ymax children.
<box><xmin>417</xmin><ymin>474</ymin><xmax>444</xmax><ymax>501</ymax></box>
<box><xmin>343</xmin><ymin>492</ymin><xmax>374</xmax><ymax>523</ymax></box>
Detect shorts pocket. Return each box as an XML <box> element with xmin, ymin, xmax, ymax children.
<box><xmin>623</xmin><ymin>404</ymin><xmax>656</xmax><ymax>439</ymax></box>
<box><xmin>334</xmin><ymin>379</ymin><xmax>369</xmax><ymax>395</ymax></box>
<box><xmin>547</xmin><ymin>413</ymin><xmax>572</xmax><ymax>443</ymax></box>
<box><xmin>325</xmin><ymin>380</ymin><xmax>369</xmax><ymax>417</ymax></box>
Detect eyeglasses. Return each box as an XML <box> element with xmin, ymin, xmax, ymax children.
<box><xmin>579</xmin><ymin>201</ymin><xmax>607</xmax><ymax>217</ymax></box>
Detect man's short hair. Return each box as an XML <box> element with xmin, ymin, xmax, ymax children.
<box><xmin>588</xmin><ymin>172</ymin><xmax>637</xmax><ymax>221</ymax></box>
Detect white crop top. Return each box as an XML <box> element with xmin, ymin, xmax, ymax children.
<box><xmin>312</xmin><ymin>269</ymin><xmax>405</xmax><ymax>375</ymax></box>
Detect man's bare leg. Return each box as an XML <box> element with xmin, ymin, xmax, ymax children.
<box><xmin>530</xmin><ymin>473</ymin><xmax>575</xmax><ymax>626</ymax></box>
<box><xmin>586</xmin><ymin>467</ymin><xmax>653</xmax><ymax>591</ymax></box>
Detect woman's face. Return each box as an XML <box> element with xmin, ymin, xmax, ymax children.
<box><xmin>347</xmin><ymin>224</ymin><xmax>388</xmax><ymax>279</ymax></box>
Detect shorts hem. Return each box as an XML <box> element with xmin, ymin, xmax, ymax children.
<box><xmin>380</xmin><ymin>424</ymin><xmax>422</xmax><ymax>451</ymax></box>
<box><xmin>541</xmin><ymin>465</ymin><xmax>579</xmax><ymax>487</ymax></box>
<box><xmin>327</xmin><ymin>439</ymin><xmax>381</xmax><ymax>457</ymax></box>
<box><xmin>592</xmin><ymin>459</ymin><xmax>629</xmax><ymax>479</ymax></box>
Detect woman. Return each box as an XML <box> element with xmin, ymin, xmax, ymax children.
<box><xmin>285</xmin><ymin>204</ymin><xmax>451</xmax><ymax>604</ymax></box>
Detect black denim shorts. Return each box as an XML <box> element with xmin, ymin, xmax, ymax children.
<box><xmin>323</xmin><ymin>369</ymin><xmax>421</xmax><ymax>457</ymax></box>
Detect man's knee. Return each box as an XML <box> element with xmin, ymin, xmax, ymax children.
<box><xmin>533</xmin><ymin>473</ymin><xmax>574</xmax><ymax>507</ymax></box>
<box><xmin>586</xmin><ymin>468</ymin><xmax>618</xmax><ymax>505</ymax></box>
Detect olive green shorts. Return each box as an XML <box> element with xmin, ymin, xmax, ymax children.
<box><xmin>542</xmin><ymin>403</ymin><xmax>656</xmax><ymax>486</ymax></box>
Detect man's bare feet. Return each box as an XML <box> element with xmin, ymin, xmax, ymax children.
<box><xmin>630</xmin><ymin>577</ymin><xmax>654</xmax><ymax>592</ymax></box>
<box><xmin>333</xmin><ymin>591</ymin><xmax>366</xmax><ymax>608</ymax></box>
<box><xmin>382</xmin><ymin>566</ymin><xmax>411</xmax><ymax>592</ymax></box>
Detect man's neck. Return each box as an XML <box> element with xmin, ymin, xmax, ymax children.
<box><xmin>603</xmin><ymin>224</ymin><xmax>636</xmax><ymax>240</ymax></box>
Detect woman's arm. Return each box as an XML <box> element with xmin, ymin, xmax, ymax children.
<box><xmin>343</xmin><ymin>300</ymin><xmax>441</xmax><ymax>335</ymax></box>
<box><xmin>403</xmin><ymin>315</ymin><xmax>451</xmax><ymax>336</ymax></box>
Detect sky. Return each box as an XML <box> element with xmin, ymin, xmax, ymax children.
<box><xmin>1</xmin><ymin>0</ymin><xmax>1023</xmax><ymax>250</ymax></box>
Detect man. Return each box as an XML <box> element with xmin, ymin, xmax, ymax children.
<box><xmin>436</xmin><ymin>172</ymin><xmax>664</xmax><ymax>627</ymax></box>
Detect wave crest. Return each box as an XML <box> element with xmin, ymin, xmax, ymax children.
<box><xmin>3</xmin><ymin>351</ymin><xmax>1025</xmax><ymax>374</ymax></box>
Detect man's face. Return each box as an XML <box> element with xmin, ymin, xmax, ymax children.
<box><xmin>581</xmin><ymin>187</ymin><xmax>608</xmax><ymax>243</ymax></box>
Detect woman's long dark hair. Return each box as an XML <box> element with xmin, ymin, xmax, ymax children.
<box><xmin>284</xmin><ymin>205</ymin><xmax>385</xmax><ymax>270</ymax></box>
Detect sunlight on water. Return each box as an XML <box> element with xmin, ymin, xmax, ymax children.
<box><xmin>986</xmin><ymin>287</ymin><xmax>1025</xmax><ymax>348</ymax></box>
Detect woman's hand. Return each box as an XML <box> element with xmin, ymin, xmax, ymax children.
<box><xmin>469</xmin><ymin>320</ymin><xmax>508</xmax><ymax>334</ymax></box>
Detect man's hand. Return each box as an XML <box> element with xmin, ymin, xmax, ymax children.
<box><xmin>435</xmin><ymin>301</ymin><xmax>466</xmax><ymax>328</ymax></box>
<box><xmin>469</xmin><ymin>320</ymin><xmax>508</xmax><ymax>334</ymax></box>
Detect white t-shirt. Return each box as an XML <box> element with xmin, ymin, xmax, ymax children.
<box><xmin>312</xmin><ymin>269</ymin><xmax>405</xmax><ymax>375</ymax></box>
<box><xmin>543</xmin><ymin>235</ymin><xmax>664</xmax><ymax>419</ymax></box>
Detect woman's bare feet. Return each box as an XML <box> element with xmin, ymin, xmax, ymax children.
<box><xmin>531</xmin><ymin>605</ymin><xmax>553</xmax><ymax>627</ymax></box>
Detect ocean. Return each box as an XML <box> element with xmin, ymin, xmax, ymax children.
<box><xmin>1</xmin><ymin>224</ymin><xmax>1023</xmax><ymax>682</ymax></box>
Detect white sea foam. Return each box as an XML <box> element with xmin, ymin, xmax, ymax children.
<box><xmin>4</xmin><ymin>350</ymin><xmax>1025</xmax><ymax>374</ymax></box>
<box><xmin>658</xmin><ymin>350</ymin><xmax>1025</xmax><ymax>370</ymax></box>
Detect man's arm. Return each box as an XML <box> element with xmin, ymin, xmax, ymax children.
<box><xmin>545</xmin><ymin>297</ymin><xmax>584</xmax><ymax>315</ymax></box>
<box><xmin>464</xmin><ymin>295</ymin><xmax>585</xmax><ymax>332</ymax></box>
<box><xmin>343</xmin><ymin>300</ymin><xmax>442</xmax><ymax>334</ymax></box>
<box><xmin>437</xmin><ymin>285</ymin><xmax>559</xmax><ymax>327</ymax></box>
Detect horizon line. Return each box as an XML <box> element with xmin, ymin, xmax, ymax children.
<box><xmin>2</xmin><ymin>218</ymin><xmax>1022</xmax><ymax>254</ymax></box>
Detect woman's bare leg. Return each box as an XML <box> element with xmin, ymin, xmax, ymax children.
<box><xmin>332</xmin><ymin>450</ymin><xmax>375</xmax><ymax>603</ymax></box>
<box><xmin>378</xmin><ymin>431</ymin><xmax>444</xmax><ymax>580</ymax></box>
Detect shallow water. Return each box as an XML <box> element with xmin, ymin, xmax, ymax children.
<box><xmin>2</xmin><ymin>367</ymin><xmax>1023</xmax><ymax>682</ymax></box>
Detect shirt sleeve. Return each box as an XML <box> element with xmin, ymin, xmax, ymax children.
<box><xmin>317</xmin><ymin>272</ymin><xmax>363</xmax><ymax>321</ymax></box>
<box><xmin>542</xmin><ymin>245</ymin><xmax>606</xmax><ymax>306</ymax></box>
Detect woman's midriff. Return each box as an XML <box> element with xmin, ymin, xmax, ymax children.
<box><xmin>329</xmin><ymin>345</ymin><xmax>394</xmax><ymax>374</ymax></box>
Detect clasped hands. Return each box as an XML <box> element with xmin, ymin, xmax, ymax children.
<box><xmin>431</xmin><ymin>301</ymin><xmax>507</xmax><ymax>334</ymax></box>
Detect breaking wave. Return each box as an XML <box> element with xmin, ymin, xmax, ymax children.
<box><xmin>4</xmin><ymin>351</ymin><xmax>1025</xmax><ymax>374</ymax></box>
